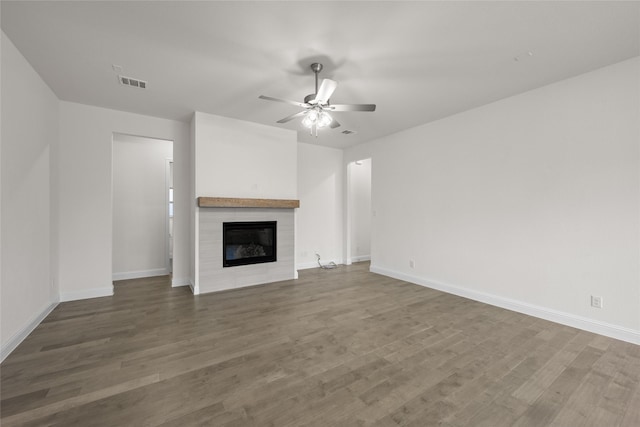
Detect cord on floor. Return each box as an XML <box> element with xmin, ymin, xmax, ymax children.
<box><xmin>316</xmin><ymin>253</ymin><xmax>338</xmax><ymax>269</ymax></box>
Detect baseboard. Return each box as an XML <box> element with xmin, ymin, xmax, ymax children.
<box><xmin>351</xmin><ymin>255</ymin><xmax>371</xmax><ymax>263</ymax></box>
<box><xmin>60</xmin><ymin>285</ymin><xmax>114</xmax><ymax>302</ymax></box>
<box><xmin>370</xmin><ymin>264</ymin><xmax>640</xmax><ymax>346</ymax></box>
<box><xmin>112</xmin><ymin>268</ymin><xmax>169</xmax><ymax>281</ymax></box>
<box><xmin>1</xmin><ymin>299</ymin><xmax>59</xmax><ymax>362</ymax></box>
<box><xmin>171</xmin><ymin>277</ymin><xmax>192</xmax><ymax>288</ymax></box>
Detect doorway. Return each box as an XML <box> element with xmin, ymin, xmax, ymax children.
<box><xmin>112</xmin><ymin>133</ymin><xmax>174</xmax><ymax>280</ymax></box>
<box><xmin>167</xmin><ymin>159</ymin><xmax>174</xmax><ymax>274</ymax></box>
<box><xmin>347</xmin><ymin>158</ymin><xmax>372</xmax><ymax>264</ymax></box>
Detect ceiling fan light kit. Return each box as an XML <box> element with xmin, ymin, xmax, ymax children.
<box><xmin>259</xmin><ymin>62</ymin><xmax>376</xmax><ymax>137</ymax></box>
<box><xmin>302</xmin><ymin>109</ymin><xmax>332</xmax><ymax>129</ymax></box>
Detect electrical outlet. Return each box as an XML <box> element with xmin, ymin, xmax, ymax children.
<box><xmin>409</xmin><ymin>259</ymin><xmax>415</xmax><ymax>269</ymax></box>
<box><xmin>591</xmin><ymin>295</ymin><xmax>603</xmax><ymax>309</ymax></box>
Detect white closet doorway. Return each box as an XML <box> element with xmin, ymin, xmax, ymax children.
<box><xmin>347</xmin><ymin>158</ymin><xmax>372</xmax><ymax>265</ymax></box>
<box><xmin>112</xmin><ymin>133</ymin><xmax>174</xmax><ymax>281</ymax></box>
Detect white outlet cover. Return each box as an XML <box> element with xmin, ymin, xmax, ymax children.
<box><xmin>591</xmin><ymin>296</ymin><xmax>603</xmax><ymax>308</ymax></box>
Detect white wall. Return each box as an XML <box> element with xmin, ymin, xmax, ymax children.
<box><xmin>297</xmin><ymin>143</ymin><xmax>344</xmax><ymax>269</ymax></box>
<box><xmin>346</xmin><ymin>57</ymin><xmax>640</xmax><ymax>343</ymax></box>
<box><xmin>193</xmin><ymin>112</ymin><xmax>297</xmax><ymax>199</ymax></box>
<box><xmin>190</xmin><ymin>115</ymin><xmax>197</xmax><ymax>288</ymax></box>
<box><xmin>112</xmin><ymin>134</ymin><xmax>173</xmax><ymax>280</ymax></box>
<box><xmin>192</xmin><ymin>111</ymin><xmax>298</xmax><ymax>291</ymax></box>
<box><xmin>349</xmin><ymin>158</ymin><xmax>371</xmax><ymax>262</ymax></box>
<box><xmin>58</xmin><ymin>102</ymin><xmax>190</xmax><ymax>300</ymax></box>
<box><xmin>1</xmin><ymin>32</ymin><xmax>59</xmax><ymax>359</ymax></box>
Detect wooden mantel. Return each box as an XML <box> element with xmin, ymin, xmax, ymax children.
<box><xmin>198</xmin><ymin>197</ymin><xmax>300</xmax><ymax>209</ymax></box>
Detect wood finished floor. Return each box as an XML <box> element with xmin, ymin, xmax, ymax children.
<box><xmin>1</xmin><ymin>262</ymin><xmax>639</xmax><ymax>426</ymax></box>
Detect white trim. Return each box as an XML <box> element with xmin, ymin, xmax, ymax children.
<box><xmin>171</xmin><ymin>277</ymin><xmax>192</xmax><ymax>287</ymax></box>
<box><xmin>344</xmin><ymin>161</ymin><xmax>353</xmax><ymax>266</ymax></box>
<box><xmin>112</xmin><ymin>268</ymin><xmax>169</xmax><ymax>281</ymax></box>
<box><xmin>370</xmin><ymin>264</ymin><xmax>640</xmax><ymax>346</ymax></box>
<box><xmin>1</xmin><ymin>300</ymin><xmax>59</xmax><ymax>362</ymax></box>
<box><xmin>60</xmin><ymin>285</ymin><xmax>114</xmax><ymax>302</ymax></box>
<box><xmin>351</xmin><ymin>255</ymin><xmax>371</xmax><ymax>263</ymax></box>
<box><xmin>165</xmin><ymin>158</ymin><xmax>173</xmax><ymax>274</ymax></box>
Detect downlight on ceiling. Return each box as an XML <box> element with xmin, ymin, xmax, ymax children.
<box><xmin>118</xmin><ymin>75</ymin><xmax>147</xmax><ymax>89</ymax></box>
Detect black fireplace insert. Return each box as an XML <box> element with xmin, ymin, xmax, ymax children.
<box><xmin>223</xmin><ymin>221</ymin><xmax>277</xmax><ymax>267</ymax></box>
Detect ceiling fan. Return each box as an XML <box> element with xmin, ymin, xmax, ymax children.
<box><xmin>259</xmin><ymin>63</ymin><xmax>376</xmax><ymax>136</ymax></box>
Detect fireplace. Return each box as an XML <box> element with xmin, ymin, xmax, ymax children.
<box><xmin>223</xmin><ymin>221</ymin><xmax>277</xmax><ymax>267</ymax></box>
<box><xmin>198</xmin><ymin>200</ymin><xmax>297</xmax><ymax>294</ymax></box>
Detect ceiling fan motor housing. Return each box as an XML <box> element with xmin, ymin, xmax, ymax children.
<box><xmin>304</xmin><ymin>93</ymin><xmax>321</xmax><ymax>104</ymax></box>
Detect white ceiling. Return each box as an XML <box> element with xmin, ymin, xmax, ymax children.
<box><xmin>2</xmin><ymin>1</ymin><xmax>639</xmax><ymax>149</ymax></box>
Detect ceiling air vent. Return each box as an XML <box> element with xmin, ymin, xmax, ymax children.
<box><xmin>341</xmin><ymin>130</ymin><xmax>357</xmax><ymax>135</ymax></box>
<box><xmin>118</xmin><ymin>75</ymin><xmax>147</xmax><ymax>89</ymax></box>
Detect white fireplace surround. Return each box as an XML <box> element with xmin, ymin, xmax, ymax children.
<box><xmin>198</xmin><ymin>205</ymin><xmax>296</xmax><ymax>294</ymax></box>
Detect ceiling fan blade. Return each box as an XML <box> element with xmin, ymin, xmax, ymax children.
<box><xmin>330</xmin><ymin>117</ymin><xmax>341</xmax><ymax>129</ymax></box>
<box><xmin>259</xmin><ymin>95</ymin><xmax>308</xmax><ymax>108</ymax></box>
<box><xmin>276</xmin><ymin>110</ymin><xmax>307</xmax><ymax>124</ymax></box>
<box><xmin>327</xmin><ymin>104</ymin><xmax>376</xmax><ymax>112</ymax></box>
<box><xmin>313</xmin><ymin>79</ymin><xmax>338</xmax><ymax>104</ymax></box>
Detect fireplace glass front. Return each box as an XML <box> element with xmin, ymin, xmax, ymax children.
<box><xmin>223</xmin><ymin>221</ymin><xmax>277</xmax><ymax>267</ymax></box>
